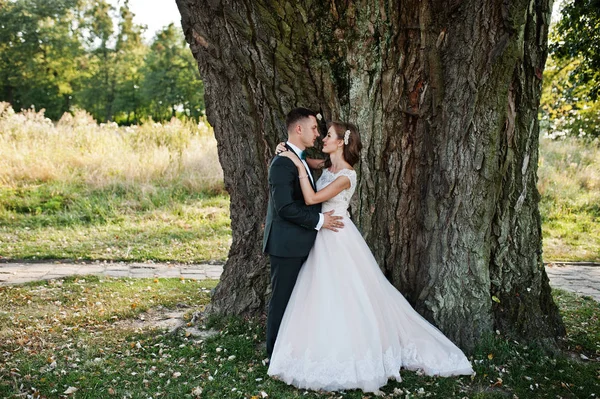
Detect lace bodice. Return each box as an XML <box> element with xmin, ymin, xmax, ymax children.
<box><xmin>316</xmin><ymin>168</ymin><xmax>357</xmax><ymax>217</ymax></box>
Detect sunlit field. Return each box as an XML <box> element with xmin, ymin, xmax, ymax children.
<box><xmin>0</xmin><ymin>103</ymin><xmax>230</xmax><ymax>262</ymax></box>
<box><xmin>0</xmin><ymin>102</ymin><xmax>222</xmax><ymax>190</ymax></box>
<box><xmin>0</xmin><ymin>103</ymin><xmax>598</xmax><ymax>263</ymax></box>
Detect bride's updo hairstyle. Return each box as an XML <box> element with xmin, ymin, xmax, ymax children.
<box><xmin>325</xmin><ymin>121</ymin><xmax>362</xmax><ymax>167</ymax></box>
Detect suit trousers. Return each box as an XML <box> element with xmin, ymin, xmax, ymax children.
<box><xmin>266</xmin><ymin>254</ymin><xmax>307</xmax><ymax>357</ymax></box>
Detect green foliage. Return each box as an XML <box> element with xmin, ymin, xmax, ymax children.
<box><xmin>0</xmin><ymin>0</ymin><xmax>204</xmax><ymax>124</ymax></box>
<box><xmin>0</xmin><ymin>0</ymin><xmax>86</xmax><ymax>119</ymax></box>
<box><xmin>111</xmin><ymin>2</ymin><xmax>147</xmax><ymax>124</ymax></box>
<box><xmin>140</xmin><ymin>24</ymin><xmax>205</xmax><ymax>123</ymax></box>
<box><xmin>550</xmin><ymin>0</ymin><xmax>600</xmax><ymax>100</ymax></box>
<box><xmin>542</xmin><ymin>0</ymin><xmax>600</xmax><ymax>138</ymax></box>
<box><xmin>540</xmin><ymin>56</ymin><xmax>600</xmax><ymax>139</ymax></box>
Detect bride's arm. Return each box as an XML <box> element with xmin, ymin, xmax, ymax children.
<box><xmin>299</xmin><ymin>174</ymin><xmax>350</xmax><ymax>205</ymax></box>
<box><xmin>278</xmin><ymin>152</ymin><xmax>350</xmax><ymax>205</ymax></box>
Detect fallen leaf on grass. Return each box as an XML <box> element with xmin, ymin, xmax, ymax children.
<box><xmin>64</xmin><ymin>386</ymin><xmax>78</xmax><ymax>394</ymax></box>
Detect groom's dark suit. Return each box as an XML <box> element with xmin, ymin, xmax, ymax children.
<box><xmin>263</xmin><ymin>144</ymin><xmax>321</xmax><ymax>357</ymax></box>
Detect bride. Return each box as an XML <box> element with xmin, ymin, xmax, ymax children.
<box><xmin>267</xmin><ymin>121</ymin><xmax>474</xmax><ymax>393</ymax></box>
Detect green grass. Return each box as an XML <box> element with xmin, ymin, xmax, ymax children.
<box><xmin>1</xmin><ymin>278</ymin><xmax>598</xmax><ymax>398</ymax></box>
<box><xmin>0</xmin><ymin>183</ymin><xmax>231</xmax><ymax>262</ymax></box>
<box><xmin>538</xmin><ymin>137</ymin><xmax>600</xmax><ymax>262</ymax></box>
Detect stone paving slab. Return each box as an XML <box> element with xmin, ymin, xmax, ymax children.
<box><xmin>545</xmin><ymin>264</ymin><xmax>600</xmax><ymax>301</ymax></box>
<box><xmin>0</xmin><ymin>261</ymin><xmax>224</xmax><ymax>285</ymax></box>
<box><xmin>0</xmin><ymin>261</ymin><xmax>599</xmax><ymax>302</ymax></box>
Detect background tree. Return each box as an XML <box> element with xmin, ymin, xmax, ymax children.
<box><xmin>540</xmin><ymin>56</ymin><xmax>600</xmax><ymax>138</ymax></box>
<box><xmin>112</xmin><ymin>0</ymin><xmax>147</xmax><ymax>124</ymax></box>
<box><xmin>0</xmin><ymin>0</ymin><xmax>85</xmax><ymax>119</ymax></box>
<box><xmin>551</xmin><ymin>0</ymin><xmax>600</xmax><ymax>100</ymax></box>
<box><xmin>141</xmin><ymin>23</ymin><xmax>204</xmax><ymax>122</ymax></box>
<box><xmin>541</xmin><ymin>0</ymin><xmax>600</xmax><ymax>138</ymax></box>
<box><xmin>0</xmin><ymin>0</ymin><xmax>204</xmax><ymax>124</ymax></box>
<box><xmin>176</xmin><ymin>0</ymin><xmax>565</xmax><ymax>349</ymax></box>
<box><xmin>77</xmin><ymin>0</ymin><xmax>117</xmax><ymax>121</ymax></box>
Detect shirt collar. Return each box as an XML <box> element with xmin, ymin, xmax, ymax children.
<box><xmin>286</xmin><ymin>141</ymin><xmax>304</xmax><ymax>159</ymax></box>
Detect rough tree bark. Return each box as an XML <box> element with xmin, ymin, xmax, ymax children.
<box><xmin>176</xmin><ymin>0</ymin><xmax>564</xmax><ymax>350</ymax></box>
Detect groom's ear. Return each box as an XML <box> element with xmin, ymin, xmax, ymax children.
<box><xmin>291</xmin><ymin>122</ymin><xmax>303</xmax><ymax>135</ymax></box>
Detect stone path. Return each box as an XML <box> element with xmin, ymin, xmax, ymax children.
<box><xmin>0</xmin><ymin>261</ymin><xmax>599</xmax><ymax>302</ymax></box>
<box><xmin>0</xmin><ymin>261</ymin><xmax>224</xmax><ymax>285</ymax></box>
<box><xmin>545</xmin><ymin>263</ymin><xmax>600</xmax><ymax>301</ymax></box>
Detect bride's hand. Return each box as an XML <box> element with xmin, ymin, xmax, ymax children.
<box><xmin>278</xmin><ymin>151</ymin><xmax>303</xmax><ymax>168</ymax></box>
<box><xmin>275</xmin><ymin>142</ymin><xmax>287</xmax><ymax>155</ymax></box>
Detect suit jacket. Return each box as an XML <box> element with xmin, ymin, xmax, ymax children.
<box><xmin>262</xmin><ymin>145</ymin><xmax>322</xmax><ymax>258</ymax></box>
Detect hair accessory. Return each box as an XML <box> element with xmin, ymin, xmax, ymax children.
<box><xmin>343</xmin><ymin>130</ymin><xmax>350</xmax><ymax>145</ymax></box>
<box><xmin>316</xmin><ymin>113</ymin><xmax>322</xmax><ymax>121</ymax></box>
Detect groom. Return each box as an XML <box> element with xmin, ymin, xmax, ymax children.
<box><xmin>263</xmin><ymin>107</ymin><xmax>344</xmax><ymax>358</ymax></box>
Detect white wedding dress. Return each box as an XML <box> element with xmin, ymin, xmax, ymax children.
<box><xmin>267</xmin><ymin>168</ymin><xmax>473</xmax><ymax>393</ymax></box>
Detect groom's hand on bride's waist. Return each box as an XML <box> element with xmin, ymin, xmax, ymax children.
<box><xmin>322</xmin><ymin>210</ymin><xmax>344</xmax><ymax>232</ymax></box>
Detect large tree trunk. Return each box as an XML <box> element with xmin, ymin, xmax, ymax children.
<box><xmin>176</xmin><ymin>0</ymin><xmax>564</xmax><ymax>349</ymax></box>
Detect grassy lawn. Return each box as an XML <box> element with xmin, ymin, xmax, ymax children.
<box><xmin>0</xmin><ymin>183</ymin><xmax>231</xmax><ymax>262</ymax></box>
<box><xmin>0</xmin><ymin>277</ymin><xmax>598</xmax><ymax>398</ymax></box>
<box><xmin>538</xmin><ymin>137</ymin><xmax>600</xmax><ymax>262</ymax></box>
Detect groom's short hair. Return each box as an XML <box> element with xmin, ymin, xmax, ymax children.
<box><xmin>286</xmin><ymin>108</ymin><xmax>317</xmax><ymax>131</ymax></box>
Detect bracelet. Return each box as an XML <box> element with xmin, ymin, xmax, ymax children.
<box><xmin>299</xmin><ymin>175</ymin><xmax>309</xmax><ymax>179</ymax></box>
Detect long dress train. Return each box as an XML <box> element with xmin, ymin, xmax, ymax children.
<box><xmin>267</xmin><ymin>168</ymin><xmax>473</xmax><ymax>393</ymax></box>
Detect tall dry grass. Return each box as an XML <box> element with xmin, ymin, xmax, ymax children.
<box><xmin>0</xmin><ymin>102</ymin><xmax>223</xmax><ymax>192</ymax></box>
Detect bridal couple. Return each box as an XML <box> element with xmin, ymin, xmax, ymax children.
<box><xmin>262</xmin><ymin>108</ymin><xmax>473</xmax><ymax>393</ymax></box>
